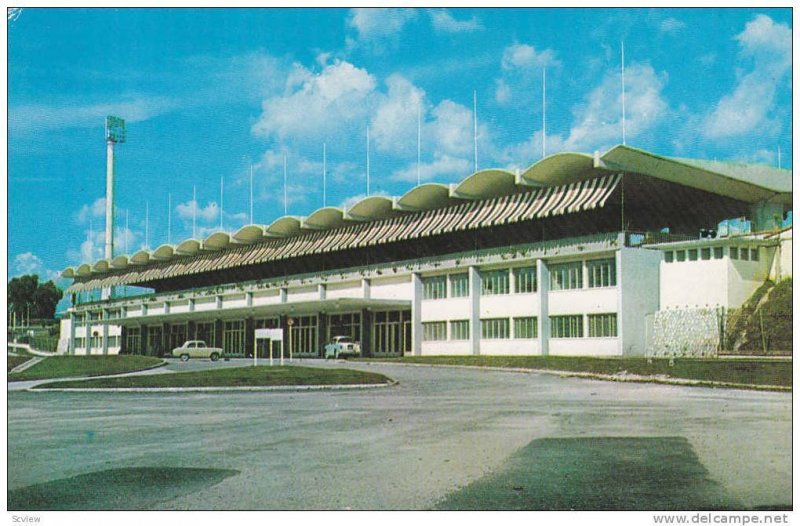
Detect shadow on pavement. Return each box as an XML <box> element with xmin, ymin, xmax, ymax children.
<box><xmin>8</xmin><ymin>466</ymin><xmax>239</xmax><ymax>510</ymax></box>
<box><xmin>434</xmin><ymin>436</ymin><xmax>750</xmax><ymax>511</ymax></box>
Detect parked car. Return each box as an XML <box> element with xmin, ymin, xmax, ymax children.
<box><xmin>324</xmin><ymin>335</ymin><xmax>361</xmax><ymax>359</ymax></box>
<box><xmin>171</xmin><ymin>340</ymin><xmax>225</xmax><ymax>362</ymax></box>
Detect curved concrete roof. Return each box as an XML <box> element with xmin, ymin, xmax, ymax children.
<box><xmin>266</xmin><ymin>216</ymin><xmax>302</xmax><ymax>237</ymax></box>
<box><xmin>233</xmin><ymin>224</ymin><xmax>266</xmax><ymax>244</ymax></box>
<box><xmin>346</xmin><ymin>196</ymin><xmax>397</xmax><ymax>221</ymax></box>
<box><xmin>396</xmin><ymin>183</ymin><xmax>456</xmax><ymax>211</ymax></box>
<box><xmin>61</xmin><ymin>267</ymin><xmax>76</xmax><ymax>278</ymax></box>
<box><xmin>152</xmin><ymin>244</ymin><xmax>175</xmax><ymax>261</ymax></box>
<box><xmin>204</xmin><ymin>232</ymin><xmax>231</xmax><ymax>251</ymax></box>
<box><xmin>452</xmin><ymin>169</ymin><xmax>518</xmax><ymax>199</ymax></box>
<box><xmin>76</xmin><ymin>263</ymin><xmax>92</xmax><ymax>277</ymax></box>
<box><xmin>111</xmin><ymin>255</ymin><xmax>129</xmax><ymax>269</ymax></box>
<box><xmin>303</xmin><ymin>207</ymin><xmax>345</xmax><ymax>230</ymax></box>
<box><xmin>520</xmin><ymin>152</ymin><xmax>598</xmax><ymax>186</ymax></box>
<box><xmin>131</xmin><ymin>250</ymin><xmax>151</xmax><ymax>265</ymax></box>
<box><xmin>601</xmin><ymin>145</ymin><xmax>792</xmax><ymax>205</ymax></box>
<box><xmin>91</xmin><ymin>260</ymin><xmax>110</xmax><ymax>273</ymax></box>
<box><xmin>176</xmin><ymin>239</ymin><xmax>202</xmax><ymax>256</ymax></box>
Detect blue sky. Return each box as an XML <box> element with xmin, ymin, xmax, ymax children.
<box><xmin>7</xmin><ymin>7</ymin><xmax>793</xmax><ymax>289</ymax></box>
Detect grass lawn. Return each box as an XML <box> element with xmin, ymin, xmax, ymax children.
<box><xmin>364</xmin><ymin>356</ymin><xmax>791</xmax><ymax>388</ymax></box>
<box><xmin>33</xmin><ymin>365</ymin><xmax>392</xmax><ymax>389</ymax></box>
<box><xmin>8</xmin><ymin>356</ymin><xmax>164</xmax><ymax>382</ymax></box>
<box><xmin>7</xmin><ymin>355</ymin><xmax>33</xmax><ymax>372</ymax></box>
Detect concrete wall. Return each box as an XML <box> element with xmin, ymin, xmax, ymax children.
<box><xmin>371</xmin><ymin>275</ymin><xmax>411</xmax><ymax>300</ymax></box>
<box><xmin>728</xmin><ymin>255</ymin><xmax>771</xmax><ymax>308</ymax></box>
<box><xmin>619</xmin><ymin>246</ymin><xmax>661</xmax><ymax>355</ymax></box>
<box><xmin>660</xmin><ymin>258</ymin><xmax>728</xmax><ymax>309</ymax></box>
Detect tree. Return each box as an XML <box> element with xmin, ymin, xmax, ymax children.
<box><xmin>7</xmin><ymin>274</ymin><xmax>62</xmax><ymax>321</ymax></box>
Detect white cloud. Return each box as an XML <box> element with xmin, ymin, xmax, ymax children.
<box><xmin>251</xmin><ymin>60</ymin><xmax>377</xmax><ymax>144</ymax></box>
<box><xmin>76</xmin><ymin>197</ymin><xmax>106</xmax><ymax>224</ymax></box>
<box><xmin>498</xmin><ymin>131</ymin><xmax>568</xmax><ymax>171</ymax></box>
<box><xmin>501</xmin><ymin>43</ymin><xmax>559</xmax><ymax>71</ymax></box>
<box><xmin>391</xmin><ymin>154</ymin><xmax>471</xmax><ymax>183</ymax></box>
<box><xmin>176</xmin><ymin>199</ymin><xmax>220</xmax><ymax>223</ymax></box>
<box><xmin>10</xmin><ymin>96</ymin><xmax>174</xmax><ymax>135</ymax></box>
<box><xmin>370</xmin><ymin>75</ymin><xmax>425</xmax><ymax>155</ymax></box>
<box><xmin>428</xmin><ymin>99</ymin><xmax>475</xmax><ymax>158</ymax></box>
<box><xmin>429</xmin><ymin>10</ymin><xmax>482</xmax><ymax>33</ymax></box>
<box><xmin>11</xmin><ymin>252</ymin><xmax>62</xmax><ymax>283</ymax></box>
<box><xmin>659</xmin><ymin>17</ymin><xmax>686</xmax><ymax>34</ymax></box>
<box><xmin>346</xmin><ymin>8</ymin><xmax>417</xmax><ymax>49</ymax></box>
<box><xmin>563</xmin><ymin>62</ymin><xmax>668</xmax><ymax>152</ymax></box>
<box><xmin>703</xmin><ymin>15</ymin><xmax>791</xmax><ymax>139</ymax></box>
<box><xmin>495</xmin><ymin>43</ymin><xmax>559</xmax><ymax>105</ymax></box>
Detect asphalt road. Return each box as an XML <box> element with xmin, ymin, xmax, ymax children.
<box><xmin>7</xmin><ymin>360</ymin><xmax>791</xmax><ymax>510</ymax></box>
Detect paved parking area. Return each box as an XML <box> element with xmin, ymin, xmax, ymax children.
<box><xmin>7</xmin><ymin>360</ymin><xmax>791</xmax><ymax>510</ymax></box>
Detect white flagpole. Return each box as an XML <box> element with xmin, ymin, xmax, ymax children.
<box><xmin>168</xmin><ymin>193</ymin><xmax>172</xmax><ymax>244</ymax></box>
<box><xmin>323</xmin><ymin>143</ymin><xmax>327</xmax><ymax>207</ymax></box>
<box><xmin>542</xmin><ymin>68</ymin><xmax>547</xmax><ymax>159</ymax></box>
<box><xmin>621</xmin><ymin>40</ymin><xmax>626</xmax><ymax>146</ymax></box>
<box><xmin>192</xmin><ymin>185</ymin><xmax>197</xmax><ymax>239</ymax></box>
<box><xmin>473</xmin><ymin>89</ymin><xmax>478</xmax><ymax>172</ymax></box>
<box><xmin>283</xmin><ymin>154</ymin><xmax>288</xmax><ymax>215</ymax></box>
<box><xmin>366</xmin><ymin>125</ymin><xmax>371</xmax><ymax>196</ymax></box>
<box><xmin>219</xmin><ymin>176</ymin><xmax>224</xmax><ymax>231</ymax></box>
<box><xmin>417</xmin><ymin>100</ymin><xmax>421</xmax><ymax>186</ymax></box>
<box><xmin>249</xmin><ymin>164</ymin><xmax>253</xmax><ymax>224</ymax></box>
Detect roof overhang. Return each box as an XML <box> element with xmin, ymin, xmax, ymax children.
<box><xmin>303</xmin><ymin>207</ymin><xmax>345</xmax><ymax>230</ymax></box>
<box><xmin>176</xmin><ymin>239</ymin><xmax>202</xmax><ymax>256</ymax></box>
<box><xmin>233</xmin><ymin>224</ymin><xmax>266</xmax><ymax>244</ymax></box>
<box><xmin>520</xmin><ymin>152</ymin><xmax>603</xmax><ymax>186</ymax></box>
<box><xmin>152</xmin><ymin>244</ymin><xmax>175</xmax><ymax>261</ymax></box>
<box><xmin>267</xmin><ymin>216</ymin><xmax>303</xmax><ymax>237</ymax></box>
<box><xmin>131</xmin><ymin>250</ymin><xmax>151</xmax><ymax>265</ymax></box>
<box><xmin>204</xmin><ymin>232</ymin><xmax>231</xmax><ymax>251</ymax></box>
<box><xmin>396</xmin><ymin>183</ymin><xmax>457</xmax><ymax>211</ymax></box>
<box><xmin>345</xmin><ymin>196</ymin><xmax>398</xmax><ymax>221</ymax></box>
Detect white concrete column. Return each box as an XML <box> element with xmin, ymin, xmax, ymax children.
<box><xmin>537</xmin><ymin>259</ymin><xmax>550</xmax><ymax>356</ymax></box>
<box><xmin>279</xmin><ymin>288</ymin><xmax>287</xmax><ymax>304</ymax></box>
<box><xmin>411</xmin><ymin>272</ymin><xmax>423</xmax><ymax>356</ymax></box>
<box><xmin>362</xmin><ymin>278</ymin><xmax>371</xmax><ymax>300</ymax></box>
<box><xmin>318</xmin><ymin>284</ymin><xmax>326</xmax><ymax>301</ymax></box>
<box><xmin>69</xmin><ymin>311</ymin><xmax>76</xmax><ymax>356</ymax></box>
<box><xmin>101</xmin><ymin>309</ymin><xmax>109</xmax><ymax>355</ymax></box>
<box><xmin>468</xmin><ymin>266</ymin><xmax>481</xmax><ymax>355</ymax></box>
<box><xmin>246</xmin><ymin>292</ymin><xmax>253</xmax><ymax>307</ymax></box>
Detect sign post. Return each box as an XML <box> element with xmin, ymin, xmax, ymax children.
<box><xmin>287</xmin><ymin>318</ymin><xmax>294</xmax><ymax>364</ymax></box>
<box><xmin>254</xmin><ymin>328</ymin><xmax>283</xmax><ymax>367</ymax></box>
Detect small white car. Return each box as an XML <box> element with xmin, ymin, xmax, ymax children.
<box><xmin>324</xmin><ymin>336</ymin><xmax>362</xmax><ymax>359</ymax></box>
<box><xmin>171</xmin><ymin>340</ymin><xmax>225</xmax><ymax>362</ymax></box>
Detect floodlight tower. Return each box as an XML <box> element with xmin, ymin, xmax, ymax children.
<box><xmin>103</xmin><ymin>116</ymin><xmax>125</xmax><ymax>300</ymax></box>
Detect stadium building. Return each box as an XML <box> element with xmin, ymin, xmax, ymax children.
<box><xmin>59</xmin><ymin>145</ymin><xmax>792</xmax><ymax>358</ymax></box>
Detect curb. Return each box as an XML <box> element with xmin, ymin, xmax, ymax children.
<box><xmin>369</xmin><ymin>362</ymin><xmax>791</xmax><ymax>392</ymax></box>
<box><xmin>29</xmin><ymin>380</ymin><xmax>398</xmax><ymax>393</ymax></box>
<box><xmin>8</xmin><ymin>359</ymin><xmax>168</xmax><ymax>384</ymax></box>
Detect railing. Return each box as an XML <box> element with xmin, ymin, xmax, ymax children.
<box><xmin>625</xmin><ymin>231</ymin><xmax>698</xmax><ymax>247</ymax></box>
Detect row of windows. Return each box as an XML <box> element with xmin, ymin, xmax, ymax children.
<box><xmin>664</xmin><ymin>246</ymin><xmax>760</xmax><ymax>263</ymax></box>
<box><xmin>422</xmin><ymin>259</ymin><xmax>615</xmax><ymax>300</ymax></box>
<box><xmin>422</xmin><ymin>314</ymin><xmax>617</xmax><ymax>340</ymax></box>
<box><xmin>422</xmin><ymin>317</ymin><xmax>539</xmax><ymax>341</ymax></box>
<box><xmin>74</xmin><ymin>335</ymin><xmax>121</xmax><ymax>349</ymax></box>
<box><xmin>551</xmin><ymin>314</ymin><xmax>618</xmax><ymax>338</ymax></box>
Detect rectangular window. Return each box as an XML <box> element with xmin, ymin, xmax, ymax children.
<box><xmin>713</xmin><ymin>247</ymin><xmax>724</xmax><ymax>259</ymax></box>
<box><xmin>751</xmin><ymin>248</ymin><xmax>759</xmax><ymax>261</ymax></box>
<box><xmin>481</xmin><ymin>269</ymin><xmax>510</xmax><ymax>295</ymax></box>
<box><xmin>676</xmin><ymin>250</ymin><xmax>686</xmax><ymax>262</ymax></box>
<box><xmin>588</xmin><ymin>313</ymin><xmax>618</xmax><ymax>337</ymax></box>
<box><xmin>513</xmin><ymin>267</ymin><xmax>537</xmax><ymax>293</ymax></box>
<box><xmin>449</xmin><ymin>320</ymin><xmax>470</xmax><ymax>341</ymax></box>
<box><xmin>550</xmin><ymin>315</ymin><xmax>583</xmax><ymax>338</ymax></box>
<box><xmin>740</xmin><ymin>247</ymin><xmax>749</xmax><ymax>261</ymax></box>
<box><xmin>422</xmin><ymin>275</ymin><xmax>447</xmax><ymax>300</ymax></box>
<box><xmin>450</xmin><ymin>273</ymin><xmax>469</xmax><ymax>298</ymax></box>
<box><xmin>550</xmin><ymin>261</ymin><xmax>583</xmax><ymax>290</ymax></box>
<box><xmin>729</xmin><ymin>247</ymin><xmax>738</xmax><ymax>260</ymax></box>
<box><xmin>587</xmin><ymin>258</ymin><xmax>616</xmax><ymax>288</ymax></box>
<box><xmin>688</xmin><ymin>249</ymin><xmax>698</xmax><ymax>261</ymax></box>
<box><xmin>108</xmin><ymin>309</ymin><xmax>121</xmax><ymax>320</ymax></box>
<box><xmin>664</xmin><ymin>251</ymin><xmax>674</xmax><ymax>263</ymax></box>
<box><xmin>701</xmin><ymin>248</ymin><xmax>711</xmax><ymax>260</ymax></box>
<box><xmin>75</xmin><ymin>337</ymin><xmax>85</xmax><ymax>349</ymax></box>
<box><xmin>422</xmin><ymin>321</ymin><xmax>446</xmax><ymax>341</ymax></box>
<box><xmin>513</xmin><ymin>317</ymin><xmax>538</xmax><ymax>339</ymax></box>
<box><xmin>481</xmin><ymin>318</ymin><xmax>510</xmax><ymax>339</ymax></box>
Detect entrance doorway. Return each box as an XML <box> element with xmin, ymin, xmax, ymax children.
<box><xmin>372</xmin><ymin>310</ymin><xmax>411</xmax><ymax>356</ymax></box>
